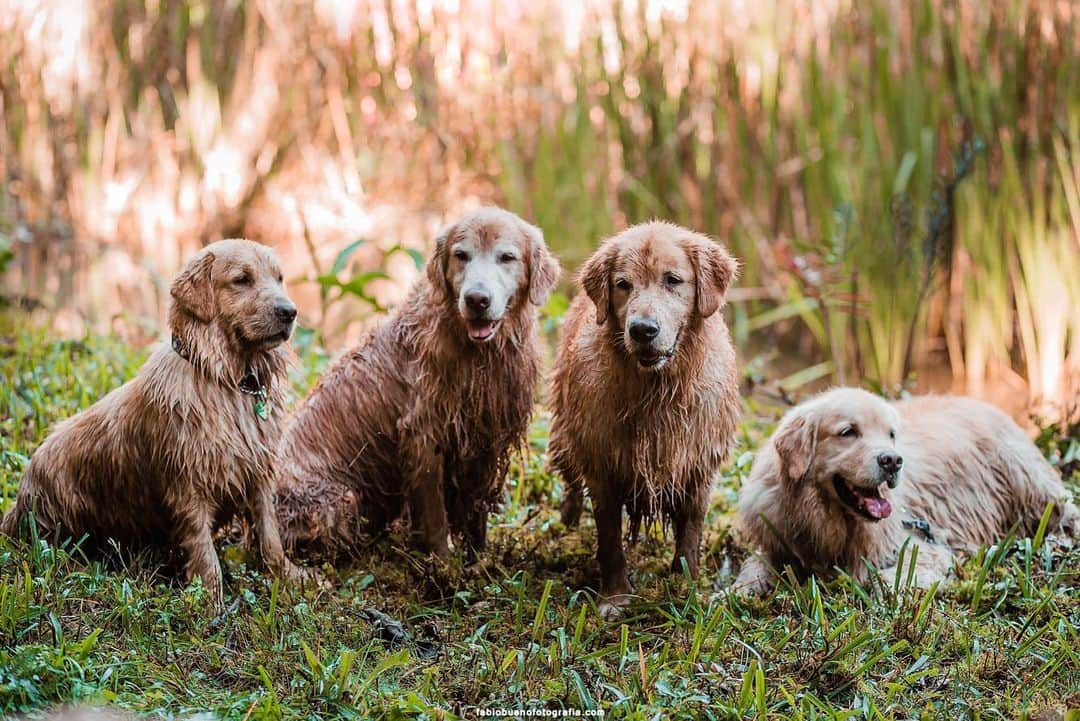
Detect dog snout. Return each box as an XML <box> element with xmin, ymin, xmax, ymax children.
<box><xmin>274</xmin><ymin>301</ymin><xmax>298</xmax><ymax>323</ymax></box>
<box><xmin>877</xmin><ymin>451</ymin><xmax>903</xmax><ymax>475</ymax></box>
<box><xmin>464</xmin><ymin>288</ymin><xmax>492</xmax><ymax>313</ymax></box>
<box><xmin>628</xmin><ymin>318</ymin><xmax>660</xmax><ymax>343</ymax></box>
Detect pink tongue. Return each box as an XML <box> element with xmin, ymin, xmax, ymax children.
<box><xmin>469</xmin><ymin>322</ymin><xmax>494</xmax><ymax>340</ymax></box>
<box><xmin>859</xmin><ymin>495</ymin><xmax>892</xmax><ymax>519</ymax></box>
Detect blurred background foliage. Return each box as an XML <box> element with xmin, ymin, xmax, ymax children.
<box><xmin>1</xmin><ymin>0</ymin><xmax>1078</xmax><ymax>416</ymax></box>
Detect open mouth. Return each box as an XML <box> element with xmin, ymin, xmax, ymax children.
<box><xmin>466</xmin><ymin>318</ymin><xmax>501</xmax><ymax>342</ymax></box>
<box><xmin>832</xmin><ymin>474</ymin><xmax>892</xmax><ymax>521</ymax></box>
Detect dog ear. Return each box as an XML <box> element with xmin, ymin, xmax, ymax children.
<box><xmin>690</xmin><ymin>238</ymin><xmax>739</xmax><ymax>318</ymax></box>
<box><xmin>522</xmin><ymin>221</ymin><xmax>561</xmax><ymax>306</ymax></box>
<box><xmin>579</xmin><ymin>241</ymin><xmax>616</xmax><ymax>325</ymax></box>
<box><xmin>171</xmin><ymin>250</ymin><xmax>216</xmax><ymax>322</ymax></box>
<box><xmin>773</xmin><ymin>412</ymin><xmax>817</xmax><ymax>484</ymax></box>
<box><xmin>426</xmin><ymin>222</ymin><xmax>456</xmax><ymax>304</ymax></box>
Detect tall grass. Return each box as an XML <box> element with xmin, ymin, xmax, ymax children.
<box><xmin>1</xmin><ymin>0</ymin><xmax>1077</xmax><ymax>409</ymax></box>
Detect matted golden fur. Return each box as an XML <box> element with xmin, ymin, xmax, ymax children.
<box><xmin>735</xmin><ymin>388</ymin><xmax>1080</xmax><ymax>594</ymax></box>
<box><xmin>550</xmin><ymin>221</ymin><xmax>741</xmax><ymax>618</ymax></box>
<box><xmin>0</xmin><ymin>240</ymin><xmax>310</xmax><ymax>607</ymax></box>
<box><xmin>275</xmin><ymin>207</ymin><xmax>560</xmax><ymax>560</ymax></box>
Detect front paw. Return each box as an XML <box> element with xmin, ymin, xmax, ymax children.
<box><xmin>598</xmin><ymin>593</ymin><xmax>632</xmax><ymax>621</ymax></box>
<box><xmin>597</xmin><ymin>576</ymin><xmax>634</xmax><ymax>620</ymax></box>
<box><xmin>283</xmin><ymin>562</ymin><xmax>331</xmax><ymax>591</ymax></box>
<box><xmin>732</xmin><ymin>556</ymin><xmax>776</xmax><ymax>598</ymax></box>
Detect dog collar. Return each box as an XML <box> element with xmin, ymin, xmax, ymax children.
<box><xmin>172</xmin><ymin>334</ymin><xmax>270</xmax><ymax>420</ymax></box>
<box><xmin>901</xmin><ymin>511</ymin><xmax>937</xmax><ymax>544</ymax></box>
<box><xmin>238</xmin><ymin>372</ymin><xmax>271</xmax><ymax>420</ymax></box>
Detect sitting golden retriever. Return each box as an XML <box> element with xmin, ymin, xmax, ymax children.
<box><xmin>550</xmin><ymin>221</ymin><xmax>741</xmax><ymax>618</ymax></box>
<box><xmin>1</xmin><ymin>240</ymin><xmax>310</xmax><ymax>607</ymax></box>
<box><xmin>735</xmin><ymin>388</ymin><xmax>1079</xmax><ymax>594</ymax></box>
<box><xmin>275</xmin><ymin>207</ymin><xmax>560</xmax><ymax>561</ymax></box>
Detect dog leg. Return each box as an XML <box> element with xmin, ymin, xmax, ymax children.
<box><xmin>559</xmin><ymin>476</ymin><xmax>584</xmax><ymax>528</ymax></box>
<box><xmin>462</xmin><ymin>455</ymin><xmax>498</xmax><ymax>561</ymax></box>
<box><xmin>407</xmin><ymin>445</ymin><xmax>450</xmax><ymax>558</ymax></box>
<box><xmin>464</xmin><ymin>506</ymin><xmax>488</xmax><ymax>564</ymax></box>
<box><xmin>670</xmin><ymin>491</ymin><xmax>706</xmax><ymax>578</ymax></box>
<box><xmin>250</xmin><ymin>483</ymin><xmax>317</xmax><ymax>586</ymax></box>
<box><xmin>593</xmin><ymin>490</ymin><xmax>632</xmax><ymax>620</ymax></box>
<box><xmin>175</xmin><ymin>504</ymin><xmax>224</xmax><ymax>610</ymax></box>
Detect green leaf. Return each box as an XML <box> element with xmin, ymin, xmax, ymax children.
<box><xmin>330</xmin><ymin>239</ymin><xmax>366</xmax><ymax>277</ymax></box>
<box><xmin>387</xmin><ymin>244</ymin><xmax>425</xmax><ymax>271</ymax></box>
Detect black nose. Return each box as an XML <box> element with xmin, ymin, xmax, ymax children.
<box><xmin>877</xmin><ymin>451</ymin><xmax>903</xmax><ymax>474</ymax></box>
<box><xmin>464</xmin><ymin>289</ymin><xmax>491</xmax><ymax>312</ymax></box>
<box><xmin>274</xmin><ymin>303</ymin><xmax>297</xmax><ymax>322</ymax></box>
<box><xmin>628</xmin><ymin>318</ymin><xmax>660</xmax><ymax>343</ymax></box>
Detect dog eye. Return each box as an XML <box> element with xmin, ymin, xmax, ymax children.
<box><xmin>498</xmin><ymin>253</ymin><xmax>517</xmax><ymax>263</ymax></box>
<box><xmin>838</xmin><ymin>426</ymin><xmax>857</xmax><ymax>438</ymax></box>
<box><xmin>233</xmin><ymin>274</ymin><xmax>252</xmax><ymax>286</ymax></box>
<box><xmin>614</xmin><ymin>278</ymin><xmax>632</xmax><ymax>291</ymax></box>
<box><xmin>453</xmin><ymin>249</ymin><xmax>470</xmax><ymax>262</ymax></box>
<box><xmin>665</xmin><ymin>274</ymin><xmax>683</xmax><ymax>287</ymax></box>
<box><xmin>889</xmin><ymin>429</ymin><xmax>896</xmax><ymax>440</ymax></box>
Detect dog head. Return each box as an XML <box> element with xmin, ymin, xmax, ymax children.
<box><xmin>427</xmin><ymin>207</ymin><xmax>560</xmax><ymax>344</ymax></box>
<box><xmin>170</xmin><ymin>239</ymin><xmax>296</xmax><ymax>353</ymax></box>
<box><xmin>579</xmin><ymin>221</ymin><xmax>737</xmax><ymax>371</ymax></box>
<box><xmin>772</xmin><ymin>388</ymin><xmax>903</xmax><ymax>522</ymax></box>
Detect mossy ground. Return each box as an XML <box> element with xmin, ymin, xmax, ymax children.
<box><xmin>1</xmin><ymin>313</ymin><xmax>1078</xmax><ymax>720</ymax></box>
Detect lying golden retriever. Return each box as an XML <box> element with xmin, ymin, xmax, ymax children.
<box><xmin>550</xmin><ymin>221</ymin><xmax>741</xmax><ymax>618</ymax></box>
<box><xmin>1</xmin><ymin>240</ymin><xmax>310</xmax><ymax>607</ymax></box>
<box><xmin>735</xmin><ymin>388</ymin><xmax>1080</xmax><ymax>594</ymax></box>
<box><xmin>275</xmin><ymin>207</ymin><xmax>560</xmax><ymax>560</ymax></box>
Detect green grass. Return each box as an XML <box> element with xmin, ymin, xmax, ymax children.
<box><xmin>1</xmin><ymin>313</ymin><xmax>1078</xmax><ymax>720</ymax></box>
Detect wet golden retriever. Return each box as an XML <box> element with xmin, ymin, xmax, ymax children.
<box><xmin>1</xmin><ymin>240</ymin><xmax>310</xmax><ymax>607</ymax></box>
<box><xmin>550</xmin><ymin>221</ymin><xmax>741</xmax><ymax>618</ymax></box>
<box><xmin>735</xmin><ymin>388</ymin><xmax>1080</xmax><ymax>594</ymax></box>
<box><xmin>275</xmin><ymin>207</ymin><xmax>560</xmax><ymax>561</ymax></box>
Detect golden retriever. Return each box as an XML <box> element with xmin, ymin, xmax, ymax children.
<box><xmin>275</xmin><ymin>207</ymin><xmax>560</xmax><ymax>560</ymax></box>
<box><xmin>735</xmin><ymin>388</ymin><xmax>1080</xmax><ymax>594</ymax></box>
<box><xmin>1</xmin><ymin>239</ymin><xmax>310</xmax><ymax>607</ymax></box>
<box><xmin>549</xmin><ymin>221</ymin><xmax>741</xmax><ymax>618</ymax></box>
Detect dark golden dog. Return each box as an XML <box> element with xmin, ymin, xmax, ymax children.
<box><xmin>550</xmin><ymin>221</ymin><xmax>741</xmax><ymax>618</ymax></box>
<box><xmin>275</xmin><ymin>207</ymin><xmax>560</xmax><ymax>561</ymax></box>
<box><xmin>2</xmin><ymin>240</ymin><xmax>310</xmax><ymax>607</ymax></box>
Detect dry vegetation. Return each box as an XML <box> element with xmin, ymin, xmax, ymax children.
<box><xmin>1</xmin><ymin>0</ymin><xmax>1078</xmax><ymax>408</ymax></box>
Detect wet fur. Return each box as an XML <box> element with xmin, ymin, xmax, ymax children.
<box><xmin>549</xmin><ymin>221</ymin><xmax>741</xmax><ymax>616</ymax></box>
<box><xmin>275</xmin><ymin>207</ymin><xmax>559</xmax><ymax>561</ymax></box>
<box><xmin>735</xmin><ymin>389</ymin><xmax>1080</xmax><ymax>594</ymax></box>
<box><xmin>0</xmin><ymin>240</ymin><xmax>307</xmax><ymax>607</ymax></box>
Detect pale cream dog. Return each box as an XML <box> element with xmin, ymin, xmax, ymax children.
<box><xmin>735</xmin><ymin>388</ymin><xmax>1079</xmax><ymax>594</ymax></box>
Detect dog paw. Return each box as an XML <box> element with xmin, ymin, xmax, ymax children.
<box><xmin>284</xmin><ymin>563</ymin><xmax>331</xmax><ymax>591</ymax></box>
<box><xmin>598</xmin><ymin>593</ymin><xmax>632</xmax><ymax>621</ymax></box>
<box><xmin>1058</xmin><ymin>502</ymin><xmax>1080</xmax><ymax>539</ymax></box>
<box><xmin>732</xmin><ymin>555</ymin><xmax>776</xmax><ymax>598</ymax></box>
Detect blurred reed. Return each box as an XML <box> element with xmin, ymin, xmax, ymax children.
<box><xmin>0</xmin><ymin>0</ymin><xmax>1076</xmax><ymax>413</ymax></box>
